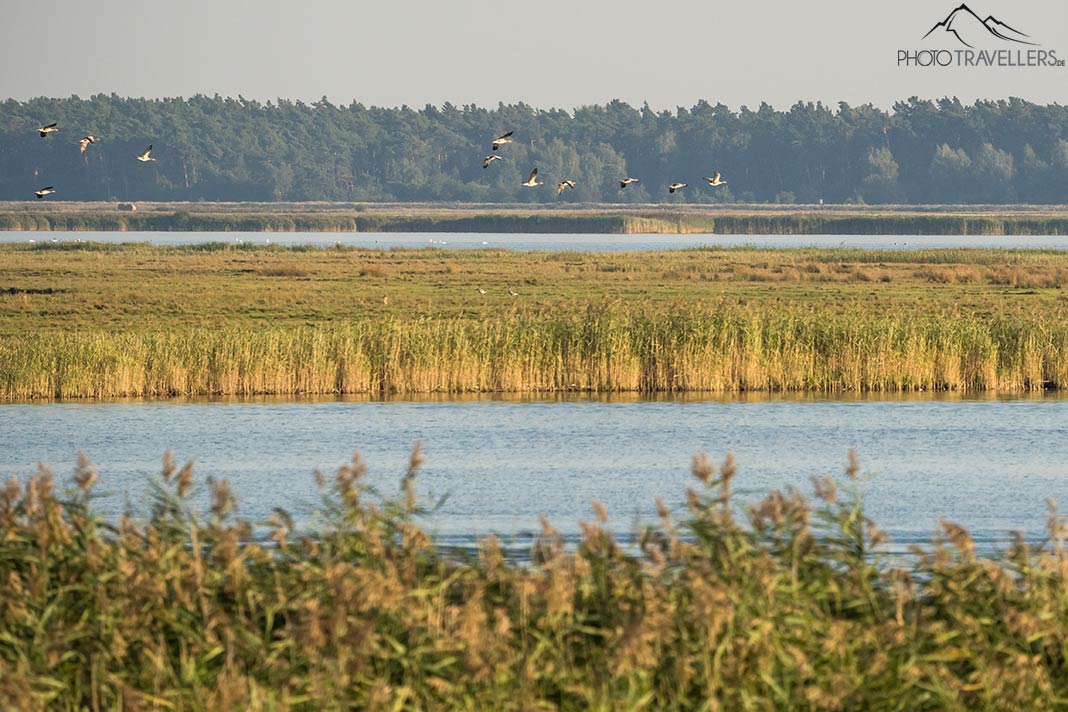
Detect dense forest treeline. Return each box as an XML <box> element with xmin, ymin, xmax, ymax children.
<box><xmin>3</xmin><ymin>95</ymin><xmax>1068</xmax><ymax>204</ymax></box>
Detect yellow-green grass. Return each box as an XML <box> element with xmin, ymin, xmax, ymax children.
<box><xmin>2</xmin><ymin>450</ymin><xmax>1068</xmax><ymax>709</ymax></box>
<box><xmin>3</xmin><ymin>243</ymin><xmax>1068</xmax><ymax>399</ymax></box>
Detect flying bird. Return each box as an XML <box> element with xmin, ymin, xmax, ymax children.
<box><xmin>78</xmin><ymin>135</ymin><xmax>98</xmax><ymax>154</ymax></box>
<box><xmin>703</xmin><ymin>172</ymin><xmax>727</xmax><ymax>187</ymax></box>
<box><xmin>38</xmin><ymin>123</ymin><xmax>58</xmax><ymax>138</ymax></box>
<box><xmin>477</xmin><ymin>287</ymin><xmax>487</xmax><ymax>295</ymax></box>
<box><xmin>508</xmin><ymin>288</ymin><xmax>519</xmax><ymax>297</ymax></box>
<box><xmin>135</xmin><ymin>145</ymin><xmax>156</xmax><ymax>162</ymax></box>
<box><xmin>619</xmin><ymin>177</ymin><xmax>640</xmax><ymax>189</ymax></box>
<box><xmin>556</xmin><ymin>180</ymin><xmax>576</xmax><ymax>195</ymax></box>
<box><xmin>521</xmin><ymin>168</ymin><xmax>543</xmax><ymax>188</ymax></box>
<box><xmin>491</xmin><ymin>131</ymin><xmax>513</xmax><ymax>151</ymax></box>
<box><xmin>668</xmin><ymin>182</ymin><xmax>687</xmax><ymax>194</ymax></box>
<box><xmin>482</xmin><ymin>155</ymin><xmax>503</xmax><ymax>169</ymax></box>
<box><xmin>34</xmin><ymin>186</ymin><xmax>56</xmax><ymax>199</ymax></box>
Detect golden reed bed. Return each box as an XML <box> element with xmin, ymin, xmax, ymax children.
<box><xmin>3</xmin><ymin>243</ymin><xmax>1068</xmax><ymax>399</ymax></box>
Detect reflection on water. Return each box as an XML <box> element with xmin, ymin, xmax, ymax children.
<box><xmin>6</xmin><ymin>230</ymin><xmax>1068</xmax><ymax>251</ymax></box>
<box><xmin>1</xmin><ymin>394</ymin><xmax>1066</xmax><ymax>552</ymax></box>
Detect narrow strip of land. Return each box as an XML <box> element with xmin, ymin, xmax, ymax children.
<box><xmin>2</xmin><ymin>243</ymin><xmax>1067</xmax><ymax>399</ymax></box>
<box><xmin>4</xmin><ymin>202</ymin><xmax>1068</xmax><ymax>234</ymax></box>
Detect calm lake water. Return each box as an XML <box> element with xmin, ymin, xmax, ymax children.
<box><xmin>5</xmin><ymin>230</ymin><xmax>1068</xmax><ymax>251</ymax></box>
<box><xmin>2</xmin><ymin>396</ymin><xmax>1066</xmax><ymax>552</ymax></box>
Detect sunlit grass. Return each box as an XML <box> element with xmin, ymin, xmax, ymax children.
<box><xmin>3</xmin><ymin>244</ymin><xmax>1068</xmax><ymax>398</ymax></box>
<box><xmin>3</xmin><ymin>311</ymin><xmax>1067</xmax><ymax>399</ymax></box>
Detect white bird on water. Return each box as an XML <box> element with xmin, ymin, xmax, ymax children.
<box><xmin>38</xmin><ymin>122</ymin><xmax>58</xmax><ymax>138</ymax></box>
<box><xmin>521</xmin><ymin>168</ymin><xmax>543</xmax><ymax>188</ymax></box>
<box><xmin>619</xmin><ymin>177</ymin><xmax>640</xmax><ymax>189</ymax></box>
<box><xmin>668</xmin><ymin>182</ymin><xmax>687</xmax><ymax>194</ymax></box>
<box><xmin>482</xmin><ymin>155</ymin><xmax>503</xmax><ymax>169</ymax></box>
<box><xmin>556</xmin><ymin>180</ymin><xmax>576</xmax><ymax>195</ymax></box>
<box><xmin>35</xmin><ymin>186</ymin><xmax>56</xmax><ymax>199</ymax></box>
<box><xmin>703</xmin><ymin>172</ymin><xmax>727</xmax><ymax>187</ymax></box>
<box><xmin>135</xmin><ymin>145</ymin><xmax>156</xmax><ymax>162</ymax></box>
<box><xmin>78</xmin><ymin>135</ymin><xmax>98</xmax><ymax>154</ymax></box>
<box><xmin>491</xmin><ymin>131</ymin><xmax>513</xmax><ymax>151</ymax></box>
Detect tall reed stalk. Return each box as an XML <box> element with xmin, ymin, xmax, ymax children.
<box><xmin>3</xmin><ymin>308</ymin><xmax>1068</xmax><ymax>399</ymax></box>
<box><xmin>1</xmin><ymin>450</ymin><xmax>1067</xmax><ymax>709</ymax></box>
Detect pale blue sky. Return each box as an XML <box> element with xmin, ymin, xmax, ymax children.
<box><xmin>2</xmin><ymin>0</ymin><xmax>1067</xmax><ymax>109</ymax></box>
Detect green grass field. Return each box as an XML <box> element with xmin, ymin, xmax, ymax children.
<box><xmin>2</xmin><ymin>243</ymin><xmax>1068</xmax><ymax>398</ymax></box>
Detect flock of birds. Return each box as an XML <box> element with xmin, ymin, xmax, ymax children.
<box><xmin>484</xmin><ymin>131</ymin><xmax>728</xmax><ymax>196</ymax></box>
<box><xmin>31</xmin><ymin>122</ymin><xmax>155</xmax><ymax>199</ymax></box>
<box><xmin>28</xmin><ymin>123</ymin><xmax>728</xmax><ymax>201</ymax></box>
<box><xmin>29</xmin><ymin>123</ymin><xmax>729</xmax><ymax>301</ymax></box>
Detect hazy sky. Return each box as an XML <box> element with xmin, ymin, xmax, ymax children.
<box><xmin>3</xmin><ymin>0</ymin><xmax>1068</xmax><ymax>110</ymax></box>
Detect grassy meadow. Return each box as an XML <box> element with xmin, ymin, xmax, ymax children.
<box><xmin>2</xmin><ymin>450</ymin><xmax>1068</xmax><ymax>709</ymax></box>
<box><xmin>2</xmin><ymin>242</ymin><xmax>1068</xmax><ymax>398</ymax></box>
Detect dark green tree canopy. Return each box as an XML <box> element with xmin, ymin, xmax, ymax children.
<box><xmin>2</xmin><ymin>95</ymin><xmax>1067</xmax><ymax>204</ymax></box>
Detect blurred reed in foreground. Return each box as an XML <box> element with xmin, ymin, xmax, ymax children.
<box><xmin>1</xmin><ymin>449</ymin><xmax>1067</xmax><ymax>710</ymax></box>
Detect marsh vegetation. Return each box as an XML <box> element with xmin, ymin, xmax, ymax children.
<box><xmin>2</xmin><ymin>243</ymin><xmax>1068</xmax><ymax>399</ymax></box>
<box><xmin>1</xmin><ymin>450</ymin><xmax>1066</xmax><ymax>709</ymax></box>
<box><xmin>5</xmin><ymin>202</ymin><xmax>1068</xmax><ymax>235</ymax></box>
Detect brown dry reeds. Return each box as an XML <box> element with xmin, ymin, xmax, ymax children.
<box><xmin>2</xmin><ymin>308</ymin><xmax>1068</xmax><ymax>399</ymax></box>
<box><xmin>6</xmin><ymin>202</ymin><xmax>1068</xmax><ymax>235</ymax></box>
<box><xmin>1</xmin><ymin>449</ymin><xmax>1067</xmax><ymax>709</ymax></box>
<box><xmin>4</xmin><ymin>244</ymin><xmax>1068</xmax><ymax>400</ymax></box>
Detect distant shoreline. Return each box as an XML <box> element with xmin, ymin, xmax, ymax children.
<box><xmin>4</xmin><ymin>202</ymin><xmax>1068</xmax><ymax>235</ymax></box>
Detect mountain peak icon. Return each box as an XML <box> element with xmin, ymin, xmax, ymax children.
<box><xmin>922</xmin><ymin>4</ymin><xmax>1037</xmax><ymax>48</ymax></box>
